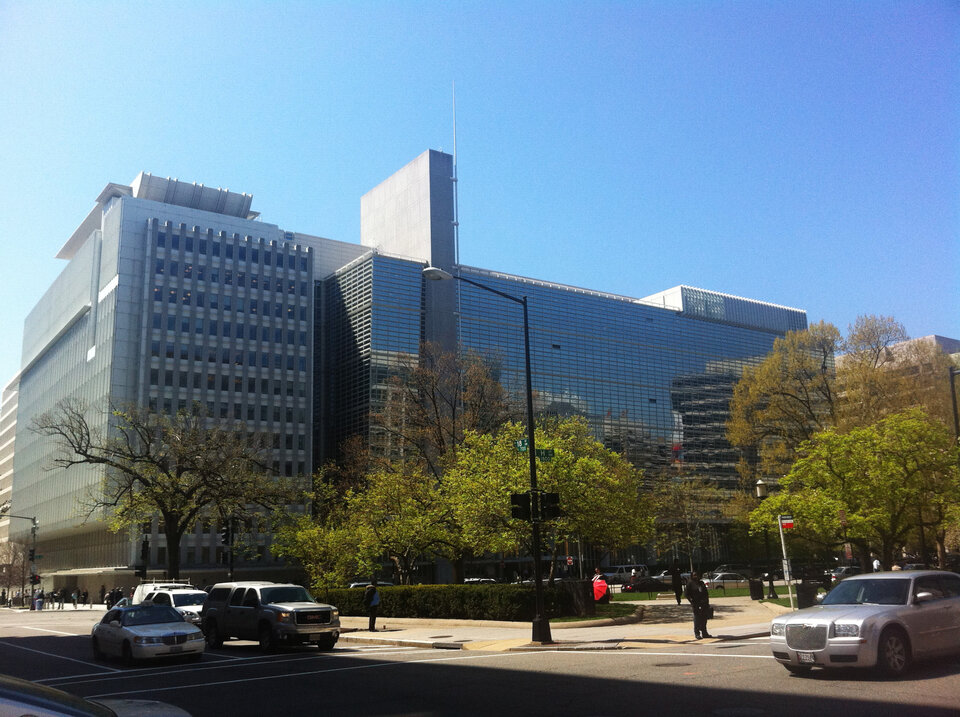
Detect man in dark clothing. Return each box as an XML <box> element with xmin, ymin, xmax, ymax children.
<box><xmin>668</xmin><ymin>560</ymin><xmax>684</xmax><ymax>605</ymax></box>
<box><xmin>684</xmin><ymin>571</ymin><xmax>713</xmax><ymax>639</ymax></box>
<box><xmin>363</xmin><ymin>579</ymin><xmax>381</xmax><ymax>632</ymax></box>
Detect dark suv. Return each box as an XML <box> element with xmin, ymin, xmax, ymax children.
<box><xmin>201</xmin><ymin>581</ymin><xmax>340</xmax><ymax>651</ymax></box>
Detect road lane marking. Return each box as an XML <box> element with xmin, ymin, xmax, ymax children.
<box><xmin>84</xmin><ymin>651</ymin><xmax>531</xmax><ymax>699</ymax></box>
<box><xmin>0</xmin><ymin>639</ymin><xmax>121</xmax><ymax>672</ymax></box>
<box><xmin>21</xmin><ymin>626</ymin><xmax>83</xmax><ymax>636</ymax></box>
<box><xmin>45</xmin><ymin>646</ymin><xmax>426</xmax><ymax>687</ymax></box>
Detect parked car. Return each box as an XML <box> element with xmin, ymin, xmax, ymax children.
<box><xmin>702</xmin><ymin>572</ymin><xmax>750</xmax><ymax>590</ymax></box>
<box><xmin>201</xmin><ymin>581</ymin><xmax>340</xmax><ymax>651</ymax></box>
<box><xmin>652</xmin><ymin>570</ymin><xmax>690</xmax><ymax>585</ymax></box>
<box><xmin>621</xmin><ymin>577</ymin><xmax>671</xmax><ymax>594</ymax></box>
<box><xmin>0</xmin><ymin>673</ymin><xmax>192</xmax><ymax>716</ymax></box>
<box><xmin>142</xmin><ymin>588</ymin><xmax>208</xmax><ymax>624</ymax></box>
<box><xmin>827</xmin><ymin>565</ymin><xmax>863</xmax><ymax>583</ymax></box>
<box><xmin>92</xmin><ymin>604</ymin><xmax>205</xmax><ymax>664</ymax></box>
<box><xmin>348</xmin><ymin>580</ymin><xmax>394</xmax><ymax>588</ymax></box>
<box><xmin>131</xmin><ymin>580</ymin><xmax>200</xmax><ymax>605</ymax></box>
<box><xmin>464</xmin><ymin>578</ymin><xmax>497</xmax><ymax>584</ymax></box>
<box><xmin>601</xmin><ymin>564</ymin><xmax>649</xmax><ymax>584</ymax></box>
<box><xmin>770</xmin><ymin>570</ymin><xmax>960</xmax><ymax>676</ymax></box>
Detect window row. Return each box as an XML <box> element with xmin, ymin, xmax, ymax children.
<box><xmin>156</xmin><ymin>231</ymin><xmax>309</xmax><ymax>273</ymax></box>
<box><xmin>155</xmin><ymin>260</ymin><xmax>308</xmax><ymax>295</ymax></box>
<box><xmin>148</xmin><ymin>366</ymin><xmax>307</xmax><ymax>398</ymax></box>
<box><xmin>147</xmin><ymin>392</ymin><xmax>306</xmax><ymax>425</ymax></box>
<box><xmin>149</xmin><ymin>317</ymin><xmax>307</xmax><ymax>345</ymax></box>
<box><xmin>151</xmin><ymin>291</ymin><xmax>308</xmax><ymax>319</ymax></box>
<box><xmin>149</xmin><ymin>346</ymin><xmax>307</xmax><ymax>371</ymax></box>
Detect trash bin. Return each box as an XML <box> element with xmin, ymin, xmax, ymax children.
<box><xmin>748</xmin><ymin>578</ymin><xmax>764</xmax><ymax>601</ymax></box>
<box><xmin>796</xmin><ymin>581</ymin><xmax>819</xmax><ymax>608</ymax></box>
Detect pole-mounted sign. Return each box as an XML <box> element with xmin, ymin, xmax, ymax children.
<box><xmin>779</xmin><ymin>514</ymin><xmax>794</xmax><ymax>530</ymax></box>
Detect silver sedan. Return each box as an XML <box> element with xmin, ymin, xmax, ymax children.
<box><xmin>770</xmin><ymin>570</ymin><xmax>960</xmax><ymax>676</ymax></box>
<box><xmin>92</xmin><ymin>604</ymin><xmax>205</xmax><ymax>664</ymax></box>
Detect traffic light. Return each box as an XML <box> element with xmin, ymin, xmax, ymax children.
<box><xmin>510</xmin><ymin>493</ymin><xmax>531</xmax><ymax>521</ymax></box>
<box><xmin>540</xmin><ymin>492</ymin><xmax>561</xmax><ymax>520</ymax></box>
<box><xmin>135</xmin><ymin>564</ymin><xmax>147</xmax><ymax>579</ymax></box>
<box><xmin>28</xmin><ymin>548</ymin><xmax>35</xmax><ymax>561</ymax></box>
<box><xmin>29</xmin><ymin>574</ymin><xmax>40</xmax><ymax>585</ymax></box>
<box><xmin>220</xmin><ymin>520</ymin><xmax>232</xmax><ymax>546</ymax></box>
<box><xmin>140</xmin><ymin>538</ymin><xmax>150</xmax><ymax>562</ymax></box>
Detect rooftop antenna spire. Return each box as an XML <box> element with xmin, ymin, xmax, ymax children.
<box><xmin>452</xmin><ymin>80</ymin><xmax>460</xmax><ymax>266</ymax></box>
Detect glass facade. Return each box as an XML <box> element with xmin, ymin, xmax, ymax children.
<box><xmin>452</xmin><ymin>268</ymin><xmax>805</xmax><ymax>488</ymax></box>
<box><xmin>9</xmin><ymin>155</ymin><xmax>809</xmax><ymax>583</ymax></box>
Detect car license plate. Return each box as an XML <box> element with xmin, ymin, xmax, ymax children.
<box><xmin>797</xmin><ymin>651</ymin><xmax>815</xmax><ymax>664</ymax></box>
<box><xmin>309</xmin><ymin>634</ymin><xmax>320</xmax><ymax>641</ymax></box>
<box><xmin>169</xmin><ymin>645</ymin><xmax>182</xmax><ymax>653</ymax></box>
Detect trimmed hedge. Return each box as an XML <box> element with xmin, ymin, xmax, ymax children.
<box><xmin>319</xmin><ymin>581</ymin><xmax>594</xmax><ymax>621</ymax></box>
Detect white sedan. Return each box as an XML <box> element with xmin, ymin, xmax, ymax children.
<box><xmin>770</xmin><ymin>571</ymin><xmax>960</xmax><ymax>676</ymax></box>
<box><xmin>92</xmin><ymin>604</ymin><xmax>205</xmax><ymax>664</ymax></box>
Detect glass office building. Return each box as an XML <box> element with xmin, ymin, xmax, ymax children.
<box><xmin>7</xmin><ymin>150</ymin><xmax>806</xmax><ymax>587</ymax></box>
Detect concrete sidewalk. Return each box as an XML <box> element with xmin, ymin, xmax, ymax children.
<box><xmin>338</xmin><ymin>595</ymin><xmax>789</xmax><ymax>652</ymax></box>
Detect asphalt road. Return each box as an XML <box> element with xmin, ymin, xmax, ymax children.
<box><xmin>1</xmin><ymin>609</ymin><xmax>959</xmax><ymax>717</ymax></box>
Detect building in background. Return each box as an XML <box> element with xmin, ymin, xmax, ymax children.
<box><xmin>6</xmin><ymin>150</ymin><xmax>806</xmax><ymax>588</ymax></box>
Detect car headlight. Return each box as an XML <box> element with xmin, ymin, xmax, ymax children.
<box><xmin>277</xmin><ymin>611</ymin><xmax>294</xmax><ymax>624</ymax></box>
<box><xmin>187</xmin><ymin>631</ymin><xmax>205</xmax><ymax>642</ymax></box>
<box><xmin>770</xmin><ymin>622</ymin><xmax>785</xmax><ymax>636</ymax></box>
<box><xmin>134</xmin><ymin>635</ymin><xmax>165</xmax><ymax>645</ymax></box>
<box><xmin>833</xmin><ymin>623</ymin><xmax>859</xmax><ymax>637</ymax></box>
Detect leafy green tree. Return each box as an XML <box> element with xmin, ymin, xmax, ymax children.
<box><xmin>346</xmin><ymin>463</ymin><xmax>461</xmax><ymax>585</ymax></box>
<box><xmin>749</xmin><ymin>409</ymin><xmax>960</xmax><ymax>568</ymax></box>
<box><xmin>32</xmin><ymin>400</ymin><xmax>295</xmax><ymax>578</ymax></box>
<box><xmin>443</xmin><ymin>417</ymin><xmax>653</xmax><ymax>578</ymax></box>
<box><xmin>727</xmin><ymin>321</ymin><xmax>841</xmax><ymax>484</ymax></box>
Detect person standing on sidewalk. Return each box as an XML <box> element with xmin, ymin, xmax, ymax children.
<box><xmin>668</xmin><ymin>560</ymin><xmax>684</xmax><ymax>605</ymax></box>
<box><xmin>363</xmin><ymin>578</ymin><xmax>381</xmax><ymax>632</ymax></box>
<box><xmin>684</xmin><ymin>571</ymin><xmax>713</xmax><ymax>639</ymax></box>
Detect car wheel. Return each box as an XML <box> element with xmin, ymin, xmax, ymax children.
<box><xmin>315</xmin><ymin>636</ymin><xmax>337</xmax><ymax>651</ymax></box>
<box><xmin>258</xmin><ymin>624</ymin><xmax>275</xmax><ymax>652</ymax></box>
<box><xmin>121</xmin><ymin>642</ymin><xmax>135</xmax><ymax>667</ymax></box>
<box><xmin>91</xmin><ymin>636</ymin><xmax>104</xmax><ymax>660</ymax></box>
<box><xmin>783</xmin><ymin>664</ymin><xmax>811</xmax><ymax>675</ymax></box>
<box><xmin>877</xmin><ymin>627</ymin><xmax>911</xmax><ymax>677</ymax></box>
<box><xmin>205</xmin><ymin>621</ymin><xmax>223</xmax><ymax>649</ymax></box>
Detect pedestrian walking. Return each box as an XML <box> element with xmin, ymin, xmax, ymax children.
<box><xmin>363</xmin><ymin>578</ymin><xmax>381</xmax><ymax>632</ymax></box>
<box><xmin>82</xmin><ymin>589</ymin><xmax>89</xmax><ymax>608</ymax></box>
<box><xmin>99</xmin><ymin>584</ymin><xmax>106</xmax><ymax>606</ymax></box>
<box><xmin>668</xmin><ymin>559</ymin><xmax>684</xmax><ymax>605</ymax></box>
<box><xmin>57</xmin><ymin>589</ymin><xmax>65</xmax><ymax>610</ymax></box>
<box><xmin>872</xmin><ymin>557</ymin><xmax>881</xmax><ymax>572</ymax></box>
<box><xmin>35</xmin><ymin>588</ymin><xmax>45</xmax><ymax>611</ymax></box>
<box><xmin>71</xmin><ymin>589</ymin><xmax>78</xmax><ymax>609</ymax></box>
<box><xmin>684</xmin><ymin>571</ymin><xmax>712</xmax><ymax>639</ymax></box>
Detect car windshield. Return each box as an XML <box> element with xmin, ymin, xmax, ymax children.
<box><xmin>172</xmin><ymin>593</ymin><xmax>207</xmax><ymax>607</ymax></box>
<box><xmin>822</xmin><ymin>578</ymin><xmax>910</xmax><ymax>606</ymax></box>
<box><xmin>260</xmin><ymin>586</ymin><xmax>315</xmax><ymax>604</ymax></box>
<box><xmin>121</xmin><ymin>605</ymin><xmax>184</xmax><ymax>626</ymax></box>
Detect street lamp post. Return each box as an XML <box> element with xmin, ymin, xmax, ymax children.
<box><xmin>949</xmin><ymin>367</ymin><xmax>960</xmax><ymax>443</ymax></box>
<box><xmin>2</xmin><ymin>511</ymin><xmax>38</xmax><ymax>609</ymax></box>
<box><xmin>424</xmin><ymin>266</ymin><xmax>553</xmax><ymax>644</ymax></box>
<box><xmin>754</xmin><ymin>479</ymin><xmax>778</xmax><ymax>599</ymax></box>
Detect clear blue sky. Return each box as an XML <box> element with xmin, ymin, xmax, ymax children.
<box><xmin>1</xmin><ymin>2</ymin><xmax>957</xmax><ymax>386</ymax></box>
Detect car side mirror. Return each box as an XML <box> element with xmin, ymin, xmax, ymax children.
<box><xmin>914</xmin><ymin>591</ymin><xmax>934</xmax><ymax>603</ymax></box>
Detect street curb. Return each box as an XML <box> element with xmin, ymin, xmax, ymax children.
<box><xmin>338</xmin><ymin>628</ymin><xmax>770</xmax><ymax>652</ymax></box>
